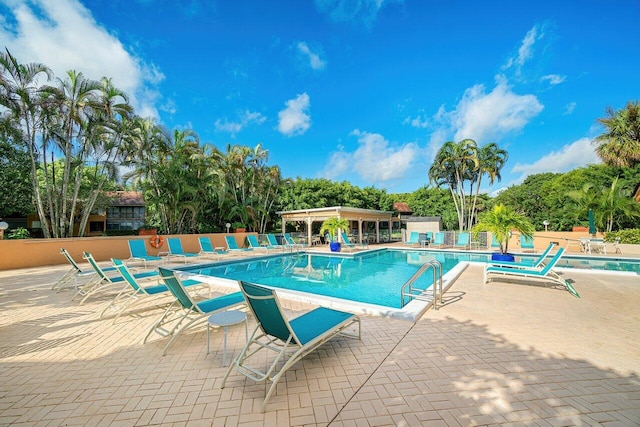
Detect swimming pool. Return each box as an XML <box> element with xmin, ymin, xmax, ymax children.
<box><xmin>397</xmin><ymin>249</ymin><xmax>640</xmax><ymax>273</ymax></box>
<box><xmin>177</xmin><ymin>248</ymin><xmax>640</xmax><ymax>318</ymax></box>
<box><xmin>181</xmin><ymin>250</ymin><xmax>448</xmax><ymax>310</ymax></box>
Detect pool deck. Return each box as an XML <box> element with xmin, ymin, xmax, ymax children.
<box><xmin>1</xmin><ymin>250</ymin><xmax>639</xmax><ymax>426</ymax></box>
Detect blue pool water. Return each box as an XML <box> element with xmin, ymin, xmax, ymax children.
<box><xmin>181</xmin><ymin>249</ymin><xmax>640</xmax><ymax>309</ymax></box>
<box><xmin>184</xmin><ymin>250</ymin><xmax>448</xmax><ymax>309</ymax></box>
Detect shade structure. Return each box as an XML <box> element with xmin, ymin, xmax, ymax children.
<box><xmin>588</xmin><ymin>209</ymin><xmax>596</xmax><ymax>235</ymax></box>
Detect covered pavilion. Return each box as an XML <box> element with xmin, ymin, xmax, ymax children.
<box><xmin>277</xmin><ymin>206</ymin><xmax>395</xmax><ymax>246</ymax></box>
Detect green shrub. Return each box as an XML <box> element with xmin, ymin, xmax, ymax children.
<box><xmin>7</xmin><ymin>227</ymin><xmax>30</xmax><ymax>239</ymax></box>
<box><xmin>605</xmin><ymin>229</ymin><xmax>640</xmax><ymax>244</ymax></box>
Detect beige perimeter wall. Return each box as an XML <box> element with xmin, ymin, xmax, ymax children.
<box><xmin>0</xmin><ymin>233</ymin><xmax>253</xmax><ymax>271</ymax></box>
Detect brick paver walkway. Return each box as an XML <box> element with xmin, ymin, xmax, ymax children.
<box><xmin>0</xmin><ymin>260</ymin><xmax>639</xmax><ymax>426</ymax></box>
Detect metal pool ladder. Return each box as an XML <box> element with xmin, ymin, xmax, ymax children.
<box><xmin>400</xmin><ymin>260</ymin><xmax>443</xmax><ymax>309</ymax></box>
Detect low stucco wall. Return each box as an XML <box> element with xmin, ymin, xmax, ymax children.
<box><xmin>0</xmin><ymin>233</ymin><xmax>253</xmax><ymax>271</ymax></box>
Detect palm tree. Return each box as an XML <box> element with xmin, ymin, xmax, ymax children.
<box><xmin>429</xmin><ymin>139</ymin><xmax>508</xmax><ymax>231</ymax></box>
<box><xmin>472</xmin><ymin>204</ymin><xmax>535</xmax><ymax>254</ymax></box>
<box><xmin>76</xmin><ymin>78</ymin><xmax>133</xmax><ymax>236</ymax></box>
<box><xmin>0</xmin><ymin>49</ymin><xmax>53</xmax><ymax>237</ymax></box>
<box><xmin>596</xmin><ymin>177</ymin><xmax>640</xmax><ymax>232</ymax></box>
<box><xmin>469</xmin><ymin>142</ymin><xmax>508</xmax><ymax>229</ymax></box>
<box><xmin>566</xmin><ymin>177</ymin><xmax>640</xmax><ymax>233</ymax></box>
<box><xmin>428</xmin><ymin>139</ymin><xmax>479</xmax><ymax>231</ymax></box>
<box><xmin>593</xmin><ymin>101</ymin><xmax>640</xmax><ymax>168</ymax></box>
<box><xmin>319</xmin><ymin>217</ymin><xmax>349</xmax><ymax>243</ymax></box>
<box><xmin>121</xmin><ymin>117</ymin><xmax>172</xmax><ymax>230</ymax></box>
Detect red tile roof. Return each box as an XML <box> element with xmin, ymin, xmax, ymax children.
<box><xmin>393</xmin><ymin>202</ymin><xmax>412</xmax><ymax>213</ymax></box>
<box><xmin>106</xmin><ymin>191</ymin><xmax>145</xmax><ymax>206</ymax></box>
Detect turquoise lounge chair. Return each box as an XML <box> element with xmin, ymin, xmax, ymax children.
<box><xmin>266</xmin><ymin>234</ymin><xmax>286</xmax><ymax>250</ymax></box>
<box><xmin>53</xmin><ymin>248</ymin><xmax>114</xmax><ymax>292</ymax></box>
<box><xmin>453</xmin><ymin>232</ymin><xmax>470</xmax><ymax>250</ymax></box>
<box><xmin>424</xmin><ymin>232</ymin><xmax>433</xmax><ymax>245</ymax></box>
<box><xmin>488</xmin><ymin>243</ymin><xmax>555</xmax><ymax>269</ymax></box>
<box><xmin>101</xmin><ymin>258</ymin><xmax>204</xmax><ymax>323</ymax></box>
<box><xmin>225</xmin><ymin>235</ymin><xmax>253</xmax><ymax>254</ymax></box>
<box><xmin>127</xmin><ymin>239</ymin><xmax>162</xmax><ymax>268</ymax></box>
<box><xmin>520</xmin><ymin>235</ymin><xmax>536</xmax><ymax>253</ymax></box>
<box><xmin>166</xmin><ymin>237</ymin><xmax>200</xmax><ymax>263</ymax></box>
<box><xmin>76</xmin><ymin>252</ymin><xmax>158</xmax><ymax>305</ymax></box>
<box><xmin>484</xmin><ymin>248</ymin><xmax>579</xmax><ymax>297</ymax></box>
<box><xmin>283</xmin><ymin>234</ymin><xmax>304</xmax><ymax>250</ymax></box>
<box><xmin>403</xmin><ymin>231</ymin><xmax>420</xmax><ymax>246</ymax></box>
<box><xmin>145</xmin><ymin>267</ymin><xmax>246</xmax><ymax>355</ymax></box>
<box><xmin>221</xmin><ymin>281</ymin><xmax>361</xmax><ymax>411</ymax></box>
<box><xmin>198</xmin><ymin>236</ymin><xmax>231</xmax><ymax>259</ymax></box>
<box><xmin>247</xmin><ymin>234</ymin><xmax>279</xmax><ymax>252</ymax></box>
<box><xmin>341</xmin><ymin>231</ymin><xmax>367</xmax><ymax>251</ymax></box>
<box><xmin>431</xmin><ymin>232</ymin><xmax>446</xmax><ymax>248</ymax></box>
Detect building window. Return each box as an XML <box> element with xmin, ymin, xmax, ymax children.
<box><xmin>89</xmin><ymin>221</ymin><xmax>105</xmax><ymax>232</ymax></box>
<box><xmin>107</xmin><ymin>206</ymin><xmax>145</xmax><ymax>220</ymax></box>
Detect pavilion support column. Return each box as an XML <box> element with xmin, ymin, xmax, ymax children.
<box><xmin>307</xmin><ymin>217</ymin><xmax>313</xmax><ymax>246</ymax></box>
<box><xmin>358</xmin><ymin>218</ymin><xmax>363</xmax><ymax>245</ymax></box>
<box><xmin>376</xmin><ymin>219</ymin><xmax>380</xmax><ymax>243</ymax></box>
<box><xmin>281</xmin><ymin>218</ymin><xmax>286</xmax><ymax>237</ymax></box>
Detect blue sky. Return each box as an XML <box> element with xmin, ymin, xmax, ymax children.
<box><xmin>1</xmin><ymin>0</ymin><xmax>639</xmax><ymax>194</ymax></box>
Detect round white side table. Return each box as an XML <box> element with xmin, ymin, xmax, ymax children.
<box><xmin>207</xmin><ymin>310</ymin><xmax>248</xmax><ymax>366</ymax></box>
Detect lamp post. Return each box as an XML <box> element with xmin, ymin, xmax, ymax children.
<box><xmin>225</xmin><ymin>223</ymin><xmax>231</xmax><ymax>234</ymax></box>
<box><xmin>543</xmin><ymin>220</ymin><xmax>550</xmax><ymax>232</ymax></box>
<box><xmin>0</xmin><ymin>221</ymin><xmax>8</xmax><ymax>240</ymax></box>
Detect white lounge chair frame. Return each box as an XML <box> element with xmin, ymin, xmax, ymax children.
<box><xmin>52</xmin><ymin>248</ymin><xmax>101</xmax><ymax>293</ymax></box>
<box><xmin>75</xmin><ymin>252</ymin><xmax>157</xmax><ymax>305</ymax></box>
<box><xmin>198</xmin><ymin>236</ymin><xmax>233</xmax><ymax>259</ymax></box>
<box><xmin>484</xmin><ymin>247</ymin><xmax>579</xmax><ymax>297</ymax></box>
<box><xmin>100</xmin><ymin>258</ymin><xmax>205</xmax><ymax>323</ymax></box>
<box><xmin>144</xmin><ymin>267</ymin><xmax>245</xmax><ymax>355</ymax></box>
<box><xmin>221</xmin><ymin>281</ymin><xmax>361</xmax><ymax>411</ymax></box>
<box><xmin>164</xmin><ymin>237</ymin><xmax>200</xmax><ymax>263</ymax></box>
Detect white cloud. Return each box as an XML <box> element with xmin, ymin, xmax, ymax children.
<box><xmin>403</xmin><ymin>114</ymin><xmax>429</xmax><ymax>128</ymax></box>
<box><xmin>563</xmin><ymin>102</ymin><xmax>577</xmax><ymax>115</ymax></box>
<box><xmin>541</xmin><ymin>74</ymin><xmax>566</xmax><ymax>85</ymax></box>
<box><xmin>297</xmin><ymin>42</ymin><xmax>326</xmax><ymax>71</ymax></box>
<box><xmin>450</xmin><ymin>77</ymin><xmax>544</xmax><ymax>142</ymax></box>
<box><xmin>324</xmin><ymin>146</ymin><xmax>351</xmax><ymax>178</ymax></box>
<box><xmin>503</xmin><ymin>24</ymin><xmax>544</xmax><ymax>76</ymax></box>
<box><xmin>215</xmin><ymin>110</ymin><xmax>267</xmax><ymax>137</ymax></box>
<box><xmin>314</xmin><ymin>0</ymin><xmax>402</xmax><ymax>27</ymax></box>
<box><xmin>214</xmin><ymin>120</ymin><xmax>242</xmax><ymax>135</ymax></box>
<box><xmin>0</xmin><ymin>0</ymin><xmax>162</xmax><ymax>118</ymax></box>
<box><xmin>278</xmin><ymin>93</ymin><xmax>311</xmax><ymax>137</ymax></box>
<box><xmin>322</xmin><ymin>130</ymin><xmax>419</xmax><ymax>183</ymax></box>
<box><xmin>511</xmin><ymin>137</ymin><xmax>600</xmax><ymax>180</ymax></box>
<box><xmin>426</xmin><ymin>127</ymin><xmax>448</xmax><ymax>160</ymax></box>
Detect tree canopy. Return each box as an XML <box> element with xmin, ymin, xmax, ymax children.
<box><xmin>428</xmin><ymin>139</ymin><xmax>507</xmax><ymax>231</ymax></box>
<box><xmin>594</xmin><ymin>100</ymin><xmax>640</xmax><ymax>168</ymax></box>
<box><xmin>1</xmin><ymin>49</ymin><xmax>638</xmax><ymax>238</ymax></box>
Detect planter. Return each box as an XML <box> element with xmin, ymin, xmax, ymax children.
<box><xmin>329</xmin><ymin>242</ymin><xmax>341</xmax><ymax>252</ymax></box>
<box><xmin>138</xmin><ymin>229</ymin><xmax>157</xmax><ymax>236</ymax></box>
<box><xmin>491</xmin><ymin>252</ymin><xmax>515</xmax><ymax>262</ymax></box>
<box><xmin>234</xmin><ymin>228</ymin><xmax>246</xmax><ymax>233</ymax></box>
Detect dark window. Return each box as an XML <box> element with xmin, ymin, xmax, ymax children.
<box><xmin>89</xmin><ymin>221</ymin><xmax>105</xmax><ymax>232</ymax></box>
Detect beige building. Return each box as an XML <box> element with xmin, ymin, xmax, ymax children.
<box><xmin>277</xmin><ymin>206</ymin><xmax>394</xmax><ymax>245</ymax></box>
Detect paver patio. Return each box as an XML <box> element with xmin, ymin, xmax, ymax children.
<box><xmin>0</xmin><ymin>258</ymin><xmax>639</xmax><ymax>426</ymax></box>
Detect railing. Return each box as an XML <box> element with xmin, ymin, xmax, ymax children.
<box><xmin>400</xmin><ymin>260</ymin><xmax>443</xmax><ymax>309</ymax></box>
